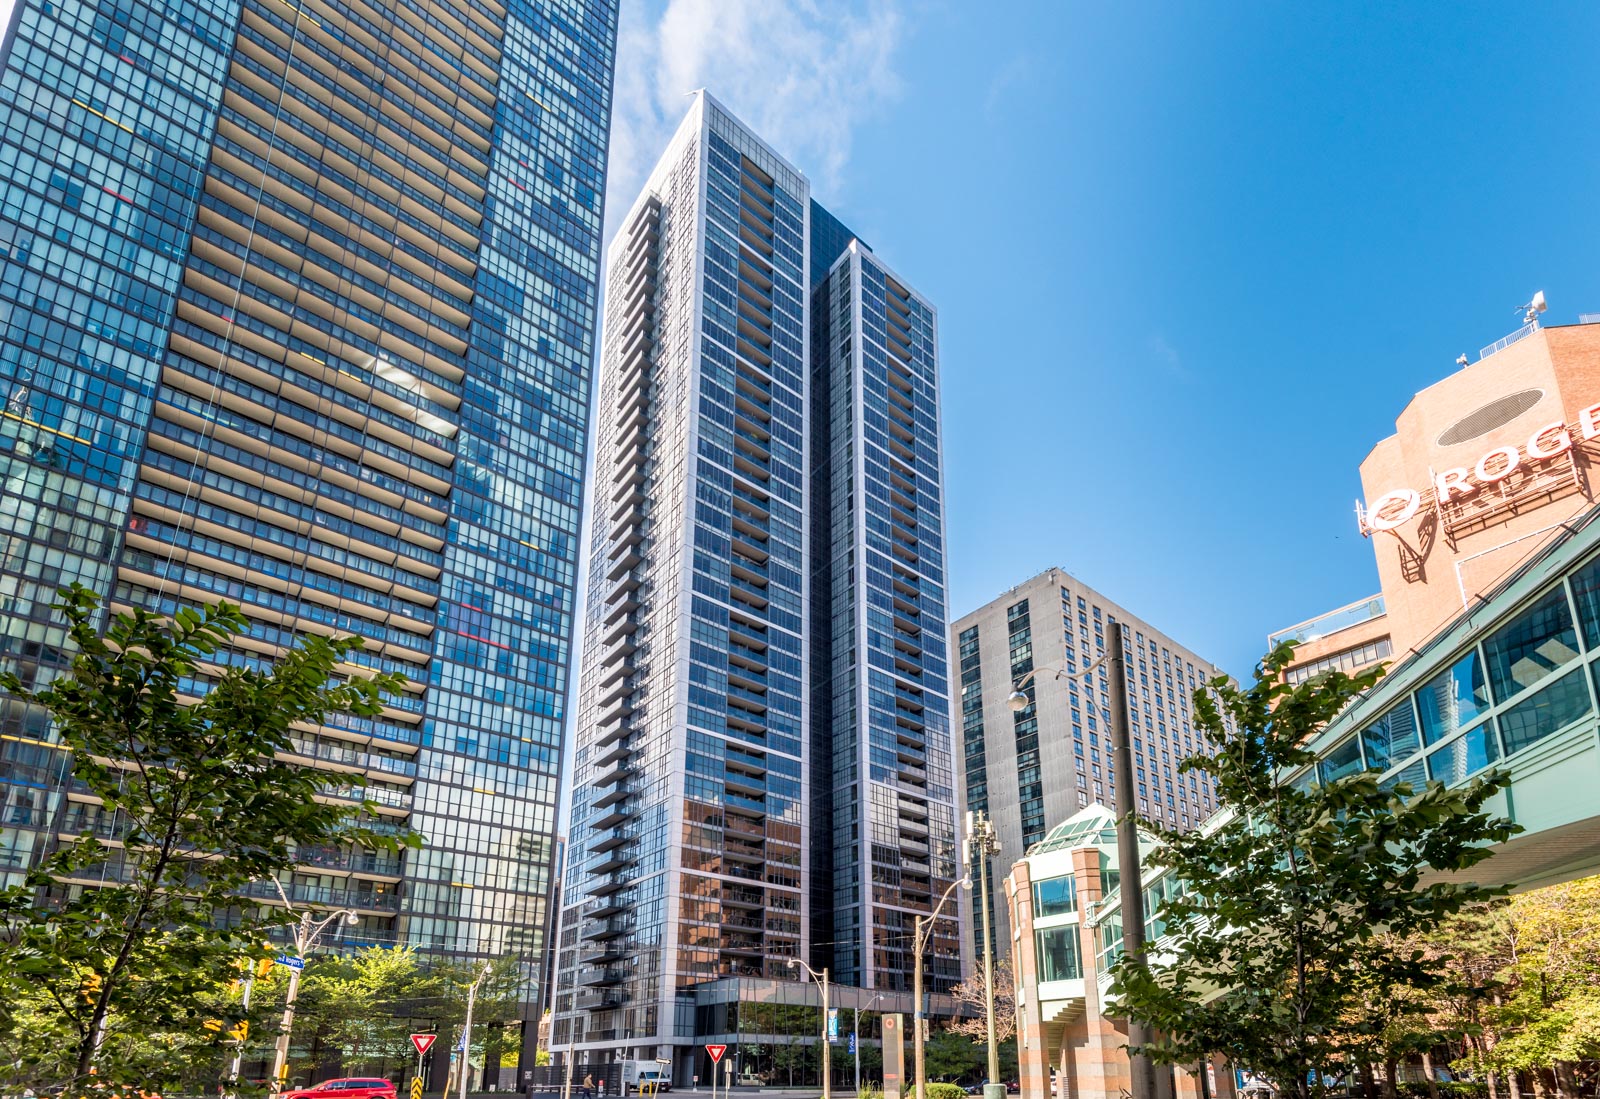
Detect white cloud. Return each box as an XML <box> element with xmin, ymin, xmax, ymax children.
<box><xmin>604</xmin><ymin>0</ymin><xmax>903</xmax><ymax>238</ymax></box>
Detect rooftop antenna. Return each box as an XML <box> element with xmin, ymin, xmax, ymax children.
<box><xmin>1456</xmin><ymin>354</ymin><xmax>1469</xmax><ymax>367</ymax></box>
<box><xmin>1519</xmin><ymin>290</ymin><xmax>1548</xmax><ymax>326</ymax></box>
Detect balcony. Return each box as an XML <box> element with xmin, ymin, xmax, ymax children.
<box><xmin>238</xmin><ymin>879</ymin><xmax>400</xmax><ymax>913</ymax></box>
<box><xmin>581</xmin><ymin>943</ymin><xmax>630</xmax><ymax>966</ymax></box>
<box><xmin>581</xmin><ymin>914</ymin><xmax>636</xmax><ymax>942</ymax></box>
<box><xmin>577</xmin><ymin>965</ymin><xmax>630</xmax><ymax>987</ymax></box>
<box><xmin>592</xmin><ymin>782</ymin><xmax>634</xmax><ymax>810</ymax></box>
<box><xmin>590</xmin><ymin>802</ymin><xmax>637</xmax><ymax>830</ymax></box>
<box><xmin>576</xmin><ymin>987</ymin><xmax>629</xmax><ymax>1012</ymax></box>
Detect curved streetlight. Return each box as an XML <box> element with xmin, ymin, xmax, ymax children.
<box><xmin>786</xmin><ymin>956</ymin><xmax>831</xmax><ymax>1099</ymax></box>
<box><xmin>854</xmin><ymin>991</ymin><xmax>883</xmax><ymax>1096</ymax></box>
<box><xmin>268</xmin><ymin>879</ymin><xmax>360</xmax><ymax>1093</ymax></box>
<box><xmin>913</xmin><ymin>876</ymin><xmax>971</xmax><ymax>1099</ymax></box>
<box><xmin>1004</xmin><ymin>622</ymin><xmax>1153</xmax><ymax>1099</ymax></box>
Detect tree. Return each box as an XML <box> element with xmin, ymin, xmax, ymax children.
<box><xmin>923</xmin><ymin>1030</ymin><xmax>982</xmax><ymax>1082</ymax></box>
<box><xmin>1109</xmin><ymin>642</ymin><xmax>1519</xmax><ymax>1099</ymax></box>
<box><xmin>947</xmin><ymin>959</ymin><xmax>1016</xmax><ymax>1042</ymax></box>
<box><xmin>0</xmin><ymin>587</ymin><xmax>416</xmax><ymax>1093</ymax></box>
<box><xmin>1471</xmin><ymin>877</ymin><xmax>1600</xmax><ymax>1098</ymax></box>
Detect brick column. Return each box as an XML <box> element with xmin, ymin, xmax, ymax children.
<box><xmin>1007</xmin><ymin>860</ymin><xmax>1052</xmax><ymax>1099</ymax></box>
<box><xmin>1067</xmin><ymin>846</ymin><xmax>1131</xmax><ymax>1099</ymax></box>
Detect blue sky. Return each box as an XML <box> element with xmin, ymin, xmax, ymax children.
<box><xmin>608</xmin><ymin>0</ymin><xmax>1600</xmax><ymax>677</ymax></box>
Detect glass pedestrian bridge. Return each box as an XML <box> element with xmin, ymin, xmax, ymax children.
<box><xmin>1092</xmin><ymin>504</ymin><xmax>1600</xmax><ymax>994</ymax></box>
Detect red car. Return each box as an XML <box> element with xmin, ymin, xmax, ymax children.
<box><xmin>283</xmin><ymin>1079</ymin><xmax>397</xmax><ymax>1099</ymax></box>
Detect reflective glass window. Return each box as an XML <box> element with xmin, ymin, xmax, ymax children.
<box><xmin>1568</xmin><ymin>554</ymin><xmax>1600</xmax><ymax>650</ymax></box>
<box><xmin>1425</xmin><ymin>724</ymin><xmax>1499</xmax><ymax>785</ymax></box>
<box><xmin>1379</xmin><ymin>758</ymin><xmax>1426</xmax><ymax>794</ymax></box>
<box><xmin>1035</xmin><ymin>925</ymin><xmax>1082</xmax><ymax>982</ymax></box>
<box><xmin>1498</xmin><ymin>668</ymin><xmax>1592</xmax><ymax>755</ymax></box>
<box><xmin>1483</xmin><ymin>587</ymin><xmax>1580</xmax><ymax>703</ymax></box>
<box><xmin>1361</xmin><ymin>700</ymin><xmax>1420</xmax><ymax>772</ymax></box>
<box><xmin>1317</xmin><ymin>736</ymin><xmax>1363</xmax><ymax>784</ymax></box>
<box><xmin>1416</xmin><ymin>651</ymin><xmax>1490</xmax><ymax>746</ymax></box>
<box><xmin>1033</xmin><ymin>875</ymin><xmax>1077</xmax><ymax>917</ymax></box>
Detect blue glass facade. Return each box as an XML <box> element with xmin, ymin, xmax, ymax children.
<box><xmin>810</xmin><ymin>229</ymin><xmax>958</xmax><ymax>993</ymax></box>
<box><xmin>556</xmin><ymin>95</ymin><xmax>812</xmax><ymax>1064</ymax></box>
<box><xmin>557</xmin><ymin>96</ymin><xmax>957</xmax><ymax>1081</ymax></box>
<box><xmin>0</xmin><ymin>0</ymin><xmax>618</xmax><ymax>1054</ymax></box>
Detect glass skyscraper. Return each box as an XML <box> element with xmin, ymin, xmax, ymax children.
<box><xmin>809</xmin><ymin>220</ymin><xmax>959</xmax><ymax>996</ymax></box>
<box><xmin>0</xmin><ymin>0</ymin><xmax>617</xmax><ymax>1064</ymax></box>
<box><xmin>555</xmin><ymin>92</ymin><xmax>959</xmax><ymax>1084</ymax></box>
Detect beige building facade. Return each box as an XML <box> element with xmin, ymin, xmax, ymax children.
<box><xmin>953</xmin><ymin>569</ymin><xmax>1223</xmax><ymax>959</ymax></box>
<box><xmin>1004</xmin><ymin>807</ymin><xmax>1231</xmax><ymax>1099</ymax></box>
<box><xmin>1278</xmin><ymin>313</ymin><xmax>1600</xmax><ymax>677</ymax></box>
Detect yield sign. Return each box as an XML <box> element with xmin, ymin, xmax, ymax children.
<box><xmin>411</xmin><ymin>1033</ymin><xmax>437</xmax><ymax>1057</ymax></box>
<box><xmin>705</xmin><ymin>1044</ymin><xmax>727</xmax><ymax>1064</ymax></box>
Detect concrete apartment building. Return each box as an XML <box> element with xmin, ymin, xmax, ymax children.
<box><xmin>552</xmin><ymin>93</ymin><xmax>960</xmax><ymax>1086</ymax></box>
<box><xmin>0</xmin><ymin>0</ymin><xmax>619</xmax><ymax>1068</ymax></box>
<box><xmin>953</xmin><ymin>568</ymin><xmax>1222</xmax><ymax>954</ymax></box>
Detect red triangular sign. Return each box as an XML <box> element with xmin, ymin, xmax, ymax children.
<box><xmin>412</xmin><ymin>1034</ymin><xmax>437</xmax><ymax>1056</ymax></box>
<box><xmin>705</xmin><ymin>1044</ymin><xmax>727</xmax><ymax>1064</ymax></box>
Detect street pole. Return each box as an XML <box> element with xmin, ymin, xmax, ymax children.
<box><xmin>913</xmin><ymin>916</ymin><xmax>925</xmax><ymax>1099</ymax></box>
<box><xmin>821</xmin><ymin>968</ymin><xmax>831</xmax><ymax>1099</ymax></box>
<box><xmin>268</xmin><ymin>903</ymin><xmax>359</xmax><ymax>1094</ymax></box>
<box><xmin>966</xmin><ymin>812</ymin><xmax>1001</xmax><ymax>1099</ymax></box>
<box><xmin>854</xmin><ymin>1003</ymin><xmax>860</xmax><ymax>1097</ymax></box>
<box><xmin>788</xmin><ymin>959</ymin><xmax>831</xmax><ymax>1099</ymax></box>
<box><xmin>228</xmin><ymin>970</ymin><xmax>255</xmax><ymax>1088</ymax></box>
<box><xmin>270</xmin><ymin>911</ymin><xmax>312</xmax><ymax>1093</ymax></box>
<box><xmin>459</xmin><ymin>961</ymin><xmax>491</xmax><ymax>1099</ymax></box>
<box><xmin>1106</xmin><ymin>622</ymin><xmax>1154</xmax><ymax>1099</ymax></box>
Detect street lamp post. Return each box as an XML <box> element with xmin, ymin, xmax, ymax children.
<box><xmin>964</xmin><ymin>814</ymin><xmax>1001</xmax><ymax>1099</ymax></box>
<box><xmin>268</xmin><ymin>884</ymin><xmax>360</xmax><ymax>1094</ymax></box>
<box><xmin>458</xmin><ymin>961</ymin><xmax>493</xmax><ymax>1099</ymax></box>
<box><xmin>1007</xmin><ymin>620</ymin><xmax>1152</xmax><ymax>1099</ymax></box>
<box><xmin>786</xmin><ymin>958</ymin><xmax>831</xmax><ymax>1099</ymax></box>
<box><xmin>854</xmin><ymin>992</ymin><xmax>882</xmax><ymax>1097</ymax></box>
<box><xmin>913</xmin><ymin>877</ymin><xmax>972</xmax><ymax>1099</ymax></box>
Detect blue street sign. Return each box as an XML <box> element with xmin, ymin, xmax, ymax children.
<box><xmin>274</xmin><ymin>955</ymin><xmax>305</xmax><ymax>971</ymax></box>
<box><xmin>848</xmin><ymin>1033</ymin><xmax>857</xmax><ymax>1056</ymax></box>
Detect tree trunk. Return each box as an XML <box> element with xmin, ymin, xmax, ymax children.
<box><xmin>1553</xmin><ymin>1062</ymin><xmax>1577</xmax><ymax>1099</ymax></box>
<box><xmin>1486</xmin><ymin>1071</ymin><xmax>1499</xmax><ymax>1099</ymax></box>
<box><xmin>1529</xmin><ymin>1070</ymin><xmax>1547</xmax><ymax>1099</ymax></box>
<box><xmin>1357</xmin><ymin>1062</ymin><xmax>1375</xmax><ymax>1099</ymax></box>
<box><xmin>1420</xmin><ymin>1051</ymin><xmax>1441</xmax><ymax>1099</ymax></box>
<box><xmin>1382</xmin><ymin>1060</ymin><xmax>1399</xmax><ymax>1099</ymax></box>
<box><xmin>1508</xmin><ymin>1069</ymin><xmax>1522</xmax><ymax>1099</ymax></box>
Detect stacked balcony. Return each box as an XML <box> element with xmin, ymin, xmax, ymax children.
<box><xmin>573</xmin><ymin>197</ymin><xmax>662</xmax><ymax>991</ymax></box>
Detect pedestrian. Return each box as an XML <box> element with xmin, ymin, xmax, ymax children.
<box><xmin>584</xmin><ymin>1074</ymin><xmax>595</xmax><ymax>1099</ymax></box>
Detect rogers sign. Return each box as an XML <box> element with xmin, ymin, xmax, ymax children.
<box><xmin>1361</xmin><ymin>402</ymin><xmax>1600</xmax><ymax>534</ymax></box>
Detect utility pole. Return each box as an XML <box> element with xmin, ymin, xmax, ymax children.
<box><xmin>967</xmin><ymin>812</ymin><xmax>1001</xmax><ymax>1099</ymax></box>
<box><xmin>1106</xmin><ymin>621</ymin><xmax>1154</xmax><ymax>1099</ymax></box>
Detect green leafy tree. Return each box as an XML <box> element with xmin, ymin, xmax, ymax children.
<box><xmin>923</xmin><ymin>1030</ymin><xmax>982</xmax><ymax>1082</ymax></box>
<box><xmin>1109</xmin><ymin>642</ymin><xmax>1518</xmax><ymax>1099</ymax></box>
<box><xmin>0</xmin><ymin>587</ymin><xmax>417</xmax><ymax>1093</ymax></box>
<box><xmin>1472</xmin><ymin>877</ymin><xmax>1600</xmax><ymax>1097</ymax></box>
